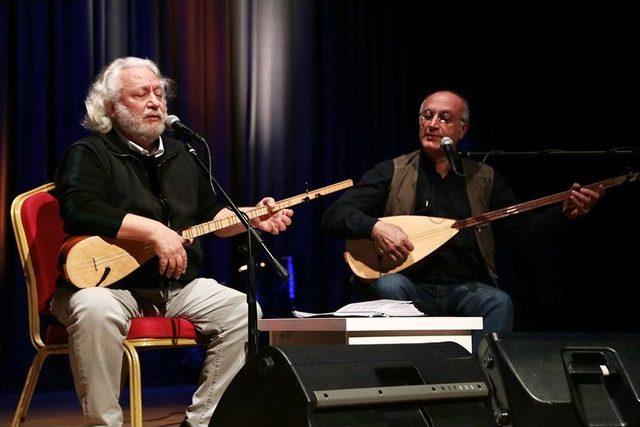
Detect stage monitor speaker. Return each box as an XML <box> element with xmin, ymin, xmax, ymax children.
<box><xmin>210</xmin><ymin>342</ymin><xmax>494</xmax><ymax>427</ymax></box>
<box><xmin>478</xmin><ymin>332</ymin><xmax>640</xmax><ymax>427</ymax></box>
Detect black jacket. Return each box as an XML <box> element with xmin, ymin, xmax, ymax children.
<box><xmin>55</xmin><ymin>130</ymin><xmax>224</xmax><ymax>288</ymax></box>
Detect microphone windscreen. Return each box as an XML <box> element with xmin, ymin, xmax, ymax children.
<box><xmin>164</xmin><ymin>115</ymin><xmax>180</xmax><ymax>128</ymax></box>
<box><xmin>440</xmin><ymin>137</ymin><xmax>454</xmax><ymax>149</ymax></box>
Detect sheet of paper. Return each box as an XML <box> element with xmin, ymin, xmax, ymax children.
<box><xmin>292</xmin><ymin>310</ymin><xmax>335</xmax><ymax>318</ymax></box>
<box><xmin>292</xmin><ymin>299</ymin><xmax>425</xmax><ymax>318</ymax></box>
<box><xmin>334</xmin><ymin>299</ymin><xmax>424</xmax><ymax>317</ymax></box>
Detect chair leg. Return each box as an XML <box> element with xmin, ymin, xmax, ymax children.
<box><xmin>12</xmin><ymin>350</ymin><xmax>49</xmax><ymax>427</ymax></box>
<box><xmin>123</xmin><ymin>341</ymin><xmax>143</xmax><ymax>427</ymax></box>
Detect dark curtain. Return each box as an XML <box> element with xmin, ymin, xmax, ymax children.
<box><xmin>2</xmin><ymin>0</ymin><xmax>639</xmax><ymax>393</ymax></box>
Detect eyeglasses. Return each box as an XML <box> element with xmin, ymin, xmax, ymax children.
<box><xmin>419</xmin><ymin>110</ymin><xmax>465</xmax><ymax>126</ymax></box>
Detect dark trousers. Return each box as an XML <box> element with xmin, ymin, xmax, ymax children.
<box><xmin>370</xmin><ymin>273</ymin><xmax>514</xmax><ymax>353</ymax></box>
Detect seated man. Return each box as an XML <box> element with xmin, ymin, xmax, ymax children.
<box><xmin>321</xmin><ymin>90</ymin><xmax>601</xmax><ymax>352</ymax></box>
<box><xmin>52</xmin><ymin>57</ymin><xmax>293</xmax><ymax>427</ymax></box>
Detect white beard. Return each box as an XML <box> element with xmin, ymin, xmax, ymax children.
<box><xmin>113</xmin><ymin>103</ymin><xmax>165</xmax><ymax>144</ymax></box>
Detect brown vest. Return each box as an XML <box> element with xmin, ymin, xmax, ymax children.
<box><xmin>384</xmin><ymin>150</ymin><xmax>498</xmax><ymax>284</ymax></box>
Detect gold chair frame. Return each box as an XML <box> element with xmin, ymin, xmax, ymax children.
<box><xmin>11</xmin><ymin>183</ymin><xmax>199</xmax><ymax>426</ymax></box>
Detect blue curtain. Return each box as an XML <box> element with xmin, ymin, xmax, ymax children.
<box><xmin>2</xmin><ymin>0</ymin><xmax>640</xmax><ymax>393</ymax></box>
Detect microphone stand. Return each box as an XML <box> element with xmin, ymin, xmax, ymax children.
<box><xmin>181</xmin><ymin>138</ymin><xmax>289</xmax><ymax>360</ymax></box>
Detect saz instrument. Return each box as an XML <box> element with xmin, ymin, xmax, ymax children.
<box><xmin>345</xmin><ymin>172</ymin><xmax>638</xmax><ymax>282</ymax></box>
<box><xmin>60</xmin><ymin>179</ymin><xmax>353</xmax><ymax>288</ymax></box>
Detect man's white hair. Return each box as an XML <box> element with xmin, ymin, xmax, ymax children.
<box><xmin>81</xmin><ymin>57</ymin><xmax>174</xmax><ymax>133</ymax></box>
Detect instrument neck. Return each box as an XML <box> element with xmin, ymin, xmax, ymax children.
<box><xmin>180</xmin><ymin>180</ymin><xmax>353</xmax><ymax>239</ymax></box>
<box><xmin>453</xmin><ymin>172</ymin><xmax>635</xmax><ymax>230</ymax></box>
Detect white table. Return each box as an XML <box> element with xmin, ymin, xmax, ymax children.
<box><xmin>259</xmin><ymin>317</ymin><xmax>482</xmax><ymax>353</ymax></box>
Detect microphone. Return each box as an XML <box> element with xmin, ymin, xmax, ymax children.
<box><xmin>164</xmin><ymin>115</ymin><xmax>206</xmax><ymax>143</ymax></box>
<box><xmin>439</xmin><ymin>137</ymin><xmax>461</xmax><ymax>175</ymax></box>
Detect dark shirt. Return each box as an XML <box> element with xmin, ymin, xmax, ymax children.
<box><xmin>55</xmin><ymin>131</ymin><xmax>224</xmax><ymax>289</ymax></box>
<box><xmin>322</xmin><ymin>152</ymin><xmax>520</xmax><ymax>285</ymax></box>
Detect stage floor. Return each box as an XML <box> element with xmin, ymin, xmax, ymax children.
<box><xmin>0</xmin><ymin>385</ymin><xmax>195</xmax><ymax>426</ymax></box>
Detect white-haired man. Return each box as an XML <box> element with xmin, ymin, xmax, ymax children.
<box><xmin>52</xmin><ymin>57</ymin><xmax>293</xmax><ymax>427</ymax></box>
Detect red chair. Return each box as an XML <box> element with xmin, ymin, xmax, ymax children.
<box><xmin>10</xmin><ymin>183</ymin><xmax>203</xmax><ymax>426</ymax></box>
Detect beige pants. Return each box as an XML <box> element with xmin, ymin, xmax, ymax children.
<box><xmin>51</xmin><ymin>278</ymin><xmax>259</xmax><ymax>427</ymax></box>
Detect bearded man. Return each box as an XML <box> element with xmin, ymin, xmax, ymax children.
<box><xmin>52</xmin><ymin>57</ymin><xmax>293</xmax><ymax>427</ymax></box>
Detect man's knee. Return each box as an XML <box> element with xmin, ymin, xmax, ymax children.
<box><xmin>479</xmin><ymin>288</ymin><xmax>514</xmax><ymax>331</ymax></box>
<box><xmin>222</xmin><ymin>292</ymin><xmax>254</xmax><ymax>330</ymax></box>
<box><xmin>370</xmin><ymin>274</ymin><xmax>416</xmax><ymax>300</ymax></box>
<box><xmin>488</xmin><ymin>289</ymin><xmax>513</xmax><ymax>314</ymax></box>
<box><xmin>68</xmin><ymin>288</ymin><xmax>125</xmax><ymax>324</ymax></box>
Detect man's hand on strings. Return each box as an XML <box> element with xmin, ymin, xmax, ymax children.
<box><xmin>371</xmin><ymin>221</ymin><xmax>414</xmax><ymax>265</ymax></box>
<box><xmin>150</xmin><ymin>223</ymin><xmax>188</xmax><ymax>279</ymax></box>
<box><xmin>117</xmin><ymin>214</ymin><xmax>189</xmax><ymax>279</ymax></box>
<box><xmin>251</xmin><ymin>197</ymin><xmax>294</xmax><ymax>235</ymax></box>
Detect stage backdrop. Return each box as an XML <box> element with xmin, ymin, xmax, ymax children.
<box><xmin>1</xmin><ymin>0</ymin><xmax>639</xmax><ymax>392</ymax></box>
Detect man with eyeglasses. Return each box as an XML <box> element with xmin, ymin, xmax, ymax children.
<box><xmin>321</xmin><ymin>90</ymin><xmax>602</xmax><ymax>352</ymax></box>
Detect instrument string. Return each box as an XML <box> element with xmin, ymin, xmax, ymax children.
<box><xmin>66</xmin><ymin>246</ymin><xmax>155</xmax><ymax>272</ymax></box>
<box><xmin>65</xmin><ymin>180</ymin><xmax>355</xmax><ymax>274</ymax></box>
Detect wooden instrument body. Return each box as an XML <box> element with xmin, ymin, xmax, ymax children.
<box><xmin>344</xmin><ymin>215</ymin><xmax>458</xmax><ymax>282</ymax></box>
<box><xmin>60</xmin><ymin>236</ymin><xmax>152</xmax><ymax>288</ymax></box>
<box><xmin>344</xmin><ymin>171</ymin><xmax>638</xmax><ymax>281</ymax></box>
<box><xmin>59</xmin><ymin>180</ymin><xmax>353</xmax><ymax>288</ymax></box>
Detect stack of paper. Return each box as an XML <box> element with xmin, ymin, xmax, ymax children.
<box><xmin>292</xmin><ymin>299</ymin><xmax>424</xmax><ymax>318</ymax></box>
